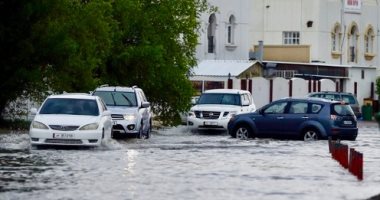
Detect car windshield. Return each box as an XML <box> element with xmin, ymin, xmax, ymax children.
<box><xmin>197</xmin><ymin>93</ymin><xmax>241</xmax><ymax>105</ymax></box>
<box><xmin>332</xmin><ymin>104</ymin><xmax>354</xmax><ymax>116</ymax></box>
<box><xmin>93</xmin><ymin>91</ymin><xmax>137</xmax><ymax>107</ymax></box>
<box><xmin>39</xmin><ymin>98</ymin><xmax>99</xmax><ymax>116</ymax></box>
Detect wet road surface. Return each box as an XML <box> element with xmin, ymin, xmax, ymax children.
<box><xmin>1</xmin><ymin>124</ymin><xmax>380</xmax><ymax>200</ymax></box>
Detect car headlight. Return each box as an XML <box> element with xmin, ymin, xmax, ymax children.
<box><xmin>31</xmin><ymin>121</ymin><xmax>49</xmax><ymax>129</ymax></box>
<box><xmin>124</xmin><ymin>114</ymin><xmax>137</xmax><ymax>121</ymax></box>
<box><xmin>188</xmin><ymin>111</ymin><xmax>195</xmax><ymax>117</ymax></box>
<box><xmin>79</xmin><ymin>123</ymin><xmax>99</xmax><ymax>130</ymax></box>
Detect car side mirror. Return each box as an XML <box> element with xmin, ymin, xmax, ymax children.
<box><xmin>141</xmin><ymin>102</ymin><xmax>150</xmax><ymax>108</ymax></box>
<box><xmin>191</xmin><ymin>99</ymin><xmax>197</xmax><ymax>105</ymax></box>
<box><xmin>30</xmin><ymin>107</ymin><xmax>38</xmax><ymax>115</ymax></box>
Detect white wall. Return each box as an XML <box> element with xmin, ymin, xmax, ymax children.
<box><xmin>291</xmin><ymin>78</ymin><xmax>309</xmax><ymax>97</ymax></box>
<box><xmin>196</xmin><ymin>0</ymin><xmax>253</xmax><ymax>61</ymax></box>
<box><xmin>252</xmin><ymin>77</ymin><xmax>270</xmax><ymax>108</ymax></box>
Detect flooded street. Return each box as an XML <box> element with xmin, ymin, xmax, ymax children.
<box><xmin>1</xmin><ymin>124</ymin><xmax>380</xmax><ymax>200</ymax></box>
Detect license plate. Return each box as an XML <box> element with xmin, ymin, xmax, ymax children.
<box><xmin>53</xmin><ymin>133</ymin><xmax>74</xmax><ymax>139</ymax></box>
<box><xmin>343</xmin><ymin>121</ymin><xmax>352</xmax><ymax>125</ymax></box>
<box><xmin>204</xmin><ymin>121</ymin><xmax>218</xmax><ymax>126</ymax></box>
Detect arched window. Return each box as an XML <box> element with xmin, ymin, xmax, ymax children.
<box><xmin>365</xmin><ymin>26</ymin><xmax>375</xmax><ymax>54</ymax></box>
<box><xmin>207</xmin><ymin>14</ymin><xmax>216</xmax><ymax>53</ymax></box>
<box><xmin>331</xmin><ymin>23</ymin><xmax>341</xmax><ymax>52</ymax></box>
<box><xmin>348</xmin><ymin>23</ymin><xmax>359</xmax><ymax>63</ymax></box>
<box><xmin>227</xmin><ymin>15</ymin><xmax>235</xmax><ymax>44</ymax></box>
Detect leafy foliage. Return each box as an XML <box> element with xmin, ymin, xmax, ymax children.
<box><xmin>0</xmin><ymin>0</ymin><xmax>211</xmax><ymax>125</ymax></box>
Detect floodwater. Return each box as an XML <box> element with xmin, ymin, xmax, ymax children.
<box><xmin>0</xmin><ymin>125</ymin><xmax>379</xmax><ymax>200</ymax></box>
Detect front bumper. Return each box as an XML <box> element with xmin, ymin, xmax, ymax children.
<box><xmin>29</xmin><ymin>128</ymin><xmax>103</xmax><ymax>146</ymax></box>
<box><xmin>112</xmin><ymin>119</ymin><xmax>140</xmax><ymax>135</ymax></box>
<box><xmin>187</xmin><ymin>116</ymin><xmax>230</xmax><ymax>130</ymax></box>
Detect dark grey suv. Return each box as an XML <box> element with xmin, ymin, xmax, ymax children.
<box><xmin>308</xmin><ymin>91</ymin><xmax>361</xmax><ymax>119</ymax></box>
<box><xmin>228</xmin><ymin>97</ymin><xmax>358</xmax><ymax>141</ymax></box>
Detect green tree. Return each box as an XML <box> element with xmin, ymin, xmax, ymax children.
<box><xmin>0</xmin><ymin>0</ymin><xmax>115</xmax><ymax>117</ymax></box>
<box><xmin>0</xmin><ymin>0</ymin><xmax>212</xmax><ymax>126</ymax></box>
<box><xmin>101</xmin><ymin>0</ymin><xmax>211</xmax><ymax>125</ymax></box>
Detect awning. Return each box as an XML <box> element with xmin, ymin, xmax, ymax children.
<box><xmin>191</xmin><ymin>60</ymin><xmax>262</xmax><ymax>78</ymax></box>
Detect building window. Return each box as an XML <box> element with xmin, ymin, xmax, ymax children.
<box><xmin>361</xmin><ymin>70</ymin><xmax>365</xmax><ymax>79</ymax></box>
<box><xmin>207</xmin><ymin>14</ymin><xmax>217</xmax><ymax>53</ymax></box>
<box><xmin>283</xmin><ymin>31</ymin><xmax>300</xmax><ymax>45</ymax></box>
<box><xmin>227</xmin><ymin>15</ymin><xmax>235</xmax><ymax>44</ymax></box>
<box><xmin>331</xmin><ymin>24</ymin><xmax>342</xmax><ymax>52</ymax></box>
<box><xmin>348</xmin><ymin>23</ymin><xmax>359</xmax><ymax>63</ymax></box>
<box><xmin>365</xmin><ymin>26</ymin><xmax>374</xmax><ymax>54</ymax></box>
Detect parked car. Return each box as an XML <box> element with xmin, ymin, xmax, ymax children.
<box><xmin>92</xmin><ymin>85</ymin><xmax>152</xmax><ymax>139</ymax></box>
<box><xmin>29</xmin><ymin>93</ymin><xmax>113</xmax><ymax>147</ymax></box>
<box><xmin>187</xmin><ymin>89</ymin><xmax>256</xmax><ymax>131</ymax></box>
<box><xmin>307</xmin><ymin>91</ymin><xmax>362</xmax><ymax>119</ymax></box>
<box><xmin>228</xmin><ymin>97</ymin><xmax>358</xmax><ymax>141</ymax></box>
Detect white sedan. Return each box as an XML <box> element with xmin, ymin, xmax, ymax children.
<box><xmin>29</xmin><ymin>93</ymin><xmax>113</xmax><ymax>147</ymax></box>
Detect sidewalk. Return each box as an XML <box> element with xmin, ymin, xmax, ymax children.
<box><xmin>357</xmin><ymin>120</ymin><xmax>378</xmax><ymax>129</ymax></box>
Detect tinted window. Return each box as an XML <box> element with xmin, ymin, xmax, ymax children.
<box><xmin>289</xmin><ymin>102</ymin><xmax>308</xmax><ymax>114</ymax></box>
<box><xmin>264</xmin><ymin>102</ymin><xmax>287</xmax><ymax>114</ymax></box>
<box><xmin>311</xmin><ymin>104</ymin><xmax>323</xmax><ymax>113</ymax></box>
<box><xmin>93</xmin><ymin>91</ymin><xmax>137</xmax><ymax>107</ymax></box>
<box><xmin>198</xmin><ymin>93</ymin><xmax>241</xmax><ymax>106</ymax></box>
<box><xmin>342</xmin><ymin>95</ymin><xmax>356</xmax><ymax>104</ymax></box>
<box><xmin>39</xmin><ymin>98</ymin><xmax>99</xmax><ymax>116</ymax></box>
<box><xmin>332</xmin><ymin>104</ymin><xmax>354</xmax><ymax>116</ymax></box>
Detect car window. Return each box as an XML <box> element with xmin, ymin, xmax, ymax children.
<box><xmin>198</xmin><ymin>93</ymin><xmax>241</xmax><ymax>105</ymax></box>
<box><xmin>324</xmin><ymin>94</ymin><xmax>338</xmax><ymax>101</ymax></box>
<box><xmin>342</xmin><ymin>95</ymin><xmax>356</xmax><ymax>105</ymax></box>
<box><xmin>264</xmin><ymin>102</ymin><xmax>287</xmax><ymax>114</ymax></box>
<box><xmin>310</xmin><ymin>94</ymin><xmax>320</xmax><ymax>98</ymax></box>
<box><xmin>332</xmin><ymin>103</ymin><xmax>354</xmax><ymax>116</ymax></box>
<box><xmin>288</xmin><ymin>102</ymin><xmax>308</xmax><ymax>114</ymax></box>
<box><xmin>311</xmin><ymin>104</ymin><xmax>323</xmax><ymax>113</ymax></box>
<box><xmin>93</xmin><ymin>91</ymin><xmax>137</xmax><ymax>107</ymax></box>
<box><xmin>39</xmin><ymin>98</ymin><xmax>99</xmax><ymax>116</ymax></box>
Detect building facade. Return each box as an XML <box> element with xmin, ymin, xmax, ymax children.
<box><xmin>194</xmin><ymin>0</ymin><xmax>380</xmax><ymax>106</ymax></box>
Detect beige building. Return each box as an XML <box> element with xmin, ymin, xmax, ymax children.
<box><xmin>194</xmin><ymin>0</ymin><xmax>380</xmax><ymax>106</ymax></box>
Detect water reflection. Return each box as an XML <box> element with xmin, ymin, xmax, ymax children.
<box><xmin>124</xmin><ymin>149</ymin><xmax>138</xmax><ymax>175</ymax></box>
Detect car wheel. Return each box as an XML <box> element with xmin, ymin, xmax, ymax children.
<box><xmin>302</xmin><ymin>129</ymin><xmax>319</xmax><ymax>141</ymax></box>
<box><xmin>235</xmin><ymin>124</ymin><xmax>253</xmax><ymax>140</ymax></box>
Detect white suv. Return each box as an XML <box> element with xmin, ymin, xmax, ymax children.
<box><xmin>92</xmin><ymin>85</ymin><xmax>152</xmax><ymax>139</ymax></box>
<box><xmin>187</xmin><ymin>89</ymin><xmax>256</xmax><ymax>131</ymax></box>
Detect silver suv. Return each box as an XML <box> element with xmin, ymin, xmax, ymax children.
<box><xmin>92</xmin><ymin>85</ymin><xmax>152</xmax><ymax>139</ymax></box>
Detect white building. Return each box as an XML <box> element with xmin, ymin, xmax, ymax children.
<box><xmin>196</xmin><ymin>0</ymin><xmax>254</xmax><ymax>60</ymax></box>
<box><xmin>193</xmin><ymin>0</ymin><xmax>380</xmax><ymax>107</ymax></box>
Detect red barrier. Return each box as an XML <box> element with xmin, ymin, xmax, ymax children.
<box><xmin>328</xmin><ymin>139</ymin><xmax>363</xmax><ymax>181</ymax></box>
<box><xmin>349</xmin><ymin>148</ymin><xmax>363</xmax><ymax>181</ymax></box>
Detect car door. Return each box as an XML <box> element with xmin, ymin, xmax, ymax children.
<box><xmin>281</xmin><ymin>101</ymin><xmax>309</xmax><ymax>137</ymax></box>
<box><xmin>254</xmin><ymin>100</ymin><xmax>289</xmax><ymax>137</ymax></box>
